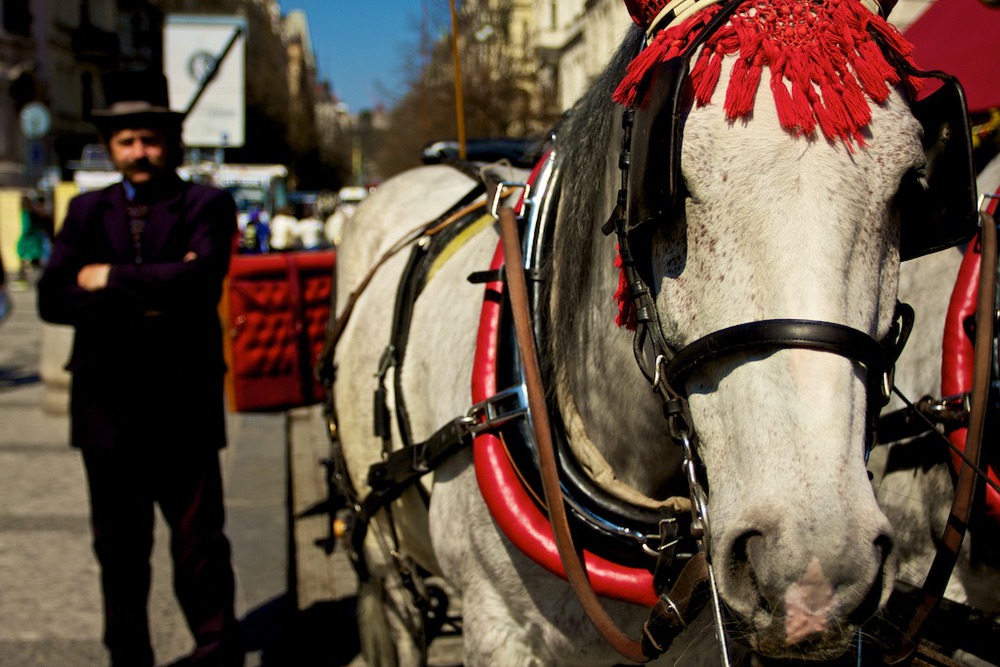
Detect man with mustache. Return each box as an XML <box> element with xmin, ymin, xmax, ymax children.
<box><xmin>37</xmin><ymin>71</ymin><xmax>243</xmax><ymax>667</ymax></box>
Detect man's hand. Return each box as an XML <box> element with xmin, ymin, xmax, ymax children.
<box><xmin>77</xmin><ymin>264</ymin><xmax>111</xmax><ymax>291</ymax></box>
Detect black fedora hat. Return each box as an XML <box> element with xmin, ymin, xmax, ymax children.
<box><xmin>91</xmin><ymin>70</ymin><xmax>184</xmax><ymax>130</ymax></box>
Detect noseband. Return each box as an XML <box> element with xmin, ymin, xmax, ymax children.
<box><xmin>656</xmin><ymin>315</ymin><xmax>914</xmax><ymax>450</ymax></box>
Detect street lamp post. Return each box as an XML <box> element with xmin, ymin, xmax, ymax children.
<box><xmin>449</xmin><ymin>0</ymin><xmax>467</xmax><ymax>160</ymax></box>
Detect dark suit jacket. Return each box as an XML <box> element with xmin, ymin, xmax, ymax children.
<box><xmin>38</xmin><ymin>174</ymin><xmax>237</xmax><ymax>451</ymax></box>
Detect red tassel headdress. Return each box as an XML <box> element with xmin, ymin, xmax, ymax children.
<box><xmin>615</xmin><ymin>0</ymin><xmax>921</xmax><ymax>143</ymax></box>
<box><xmin>612</xmin><ymin>0</ymin><xmax>922</xmax><ymax>329</ymax></box>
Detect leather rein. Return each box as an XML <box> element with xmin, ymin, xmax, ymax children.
<box><xmin>498</xmin><ymin>205</ymin><xmax>712</xmax><ymax>663</ymax></box>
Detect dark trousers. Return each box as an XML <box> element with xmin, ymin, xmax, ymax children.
<box><xmin>82</xmin><ymin>446</ymin><xmax>243</xmax><ymax>667</ymax></box>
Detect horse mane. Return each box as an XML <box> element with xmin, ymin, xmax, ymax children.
<box><xmin>545</xmin><ymin>26</ymin><xmax>645</xmax><ymax>371</ymax></box>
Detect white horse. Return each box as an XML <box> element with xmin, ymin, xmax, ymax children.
<box><xmin>331</xmin><ymin>2</ymin><xmax>993</xmax><ymax>664</ymax></box>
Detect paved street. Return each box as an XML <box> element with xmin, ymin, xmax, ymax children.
<box><xmin>0</xmin><ymin>282</ymin><xmax>361</xmax><ymax>666</ymax></box>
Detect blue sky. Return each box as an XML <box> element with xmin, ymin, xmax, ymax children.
<box><xmin>280</xmin><ymin>1</ymin><xmax>436</xmax><ymax>112</ymax></box>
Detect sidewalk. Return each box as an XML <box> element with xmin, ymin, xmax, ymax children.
<box><xmin>0</xmin><ymin>283</ymin><xmax>338</xmax><ymax>666</ymax></box>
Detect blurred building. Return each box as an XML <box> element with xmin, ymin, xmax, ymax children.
<box><xmin>534</xmin><ymin>0</ymin><xmax>631</xmax><ymax>113</ymax></box>
<box><xmin>0</xmin><ymin>0</ymin><xmax>129</xmax><ymax>188</ymax></box>
<box><xmin>313</xmin><ymin>80</ymin><xmax>351</xmax><ymax>187</ymax></box>
<box><xmin>282</xmin><ymin>8</ymin><xmax>335</xmax><ymax>190</ymax></box>
<box><xmin>0</xmin><ymin>0</ymin><xmax>343</xmax><ymax>190</ymax></box>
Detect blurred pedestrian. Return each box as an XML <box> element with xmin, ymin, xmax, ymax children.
<box><xmin>269</xmin><ymin>205</ymin><xmax>298</xmax><ymax>251</ymax></box>
<box><xmin>324</xmin><ymin>202</ymin><xmax>355</xmax><ymax>247</ymax></box>
<box><xmin>238</xmin><ymin>205</ymin><xmax>267</xmax><ymax>254</ymax></box>
<box><xmin>14</xmin><ymin>193</ymin><xmax>50</xmax><ymax>288</ymax></box>
<box><xmin>255</xmin><ymin>205</ymin><xmax>270</xmax><ymax>252</ymax></box>
<box><xmin>37</xmin><ymin>70</ymin><xmax>244</xmax><ymax>667</ymax></box>
<box><xmin>296</xmin><ymin>206</ymin><xmax>328</xmax><ymax>250</ymax></box>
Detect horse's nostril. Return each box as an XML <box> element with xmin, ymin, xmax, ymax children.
<box><xmin>733</xmin><ymin>529</ymin><xmax>764</xmax><ymax>565</ymax></box>
<box><xmin>730</xmin><ymin>530</ymin><xmax>765</xmax><ymax>589</ymax></box>
<box><xmin>874</xmin><ymin>533</ymin><xmax>893</xmax><ymax>564</ymax></box>
<box><xmin>724</xmin><ymin>529</ymin><xmax>769</xmax><ymax>615</ymax></box>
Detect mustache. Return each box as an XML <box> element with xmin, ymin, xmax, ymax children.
<box><xmin>123</xmin><ymin>158</ymin><xmax>158</xmax><ymax>172</ymax></box>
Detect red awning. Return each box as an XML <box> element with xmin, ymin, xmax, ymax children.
<box><xmin>902</xmin><ymin>0</ymin><xmax>1000</xmax><ymax>113</ymax></box>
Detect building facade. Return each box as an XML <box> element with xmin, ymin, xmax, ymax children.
<box><xmin>0</xmin><ymin>0</ymin><xmax>332</xmax><ymax>190</ymax></box>
<box><xmin>534</xmin><ymin>0</ymin><xmax>632</xmax><ymax>113</ymax></box>
<box><xmin>0</xmin><ymin>0</ymin><xmax>125</xmax><ymax>188</ymax></box>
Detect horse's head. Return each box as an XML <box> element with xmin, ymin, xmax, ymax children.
<box><xmin>610</xmin><ymin>0</ymin><xmax>975</xmax><ymax>659</ymax></box>
<box><xmin>664</xmin><ymin>78</ymin><xmax>910</xmax><ymax>659</ymax></box>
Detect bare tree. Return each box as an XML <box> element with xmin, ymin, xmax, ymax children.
<box><xmin>373</xmin><ymin>0</ymin><xmax>552</xmax><ymax>180</ymax></box>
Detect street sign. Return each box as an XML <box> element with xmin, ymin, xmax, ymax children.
<box><xmin>165</xmin><ymin>15</ymin><xmax>246</xmax><ymax>148</ymax></box>
<box><xmin>20</xmin><ymin>102</ymin><xmax>51</xmax><ymax>139</ymax></box>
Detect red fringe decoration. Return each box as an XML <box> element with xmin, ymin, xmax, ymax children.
<box><xmin>614</xmin><ymin>11</ymin><xmax>721</xmax><ymax>107</ymax></box>
<box><xmin>612</xmin><ymin>0</ymin><xmax>924</xmax><ymax>328</ymax></box>
<box><xmin>612</xmin><ymin>0</ymin><xmax>922</xmax><ymax>143</ymax></box>
<box><xmin>614</xmin><ymin>247</ymin><xmax>637</xmax><ymax>331</ymax></box>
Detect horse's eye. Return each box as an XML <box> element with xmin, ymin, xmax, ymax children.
<box><xmin>901</xmin><ymin>164</ymin><xmax>928</xmax><ymax>192</ymax></box>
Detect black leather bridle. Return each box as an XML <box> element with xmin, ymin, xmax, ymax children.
<box><xmin>607</xmin><ymin>0</ymin><xmax>976</xmax><ymax>451</ymax></box>
<box><xmin>661</xmin><ymin>315</ymin><xmax>913</xmax><ymax>446</ymax></box>
<box><xmin>604</xmin><ymin>103</ymin><xmax>915</xmax><ymax>458</ymax></box>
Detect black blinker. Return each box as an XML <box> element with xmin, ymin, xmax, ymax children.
<box><xmin>897</xmin><ymin>75</ymin><xmax>978</xmax><ymax>260</ymax></box>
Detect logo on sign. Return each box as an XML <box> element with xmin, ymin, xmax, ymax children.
<box><xmin>188</xmin><ymin>51</ymin><xmax>218</xmax><ymax>84</ymax></box>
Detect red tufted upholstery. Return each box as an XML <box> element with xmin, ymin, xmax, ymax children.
<box><xmin>224</xmin><ymin>250</ymin><xmax>335</xmax><ymax>412</ymax></box>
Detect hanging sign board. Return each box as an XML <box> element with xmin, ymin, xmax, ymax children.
<box><xmin>164</xmin><ymin>14</ymin><xmax>246</xmax><ymax>148</ymax></box>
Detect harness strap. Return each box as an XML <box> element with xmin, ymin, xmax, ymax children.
<box><xmin>349</xmin><ymin>417</ymin><xmax>476</xmax><ymax>582</ymax></box>
<box><xmin>375</xmin><ymin>238</ymin><xmax>433</xmax><ymax>450</ymax></box>
<box><xmin>499</xmin><ymin>206</ymin><xmax>704</xmax><ymax>662</ymax></box>
<box><xmin>663</xmin><ymin>316</ymin><xmax>909</xmax><ymax>454</ymax></box>
<box><xmin>368</xmin><ymin>418</ymin><xmax>473</xmax><ymax>490</ymax></box>
<box><xmin>314</xmin><ymin>183</ymin><xmax>487</xmax><ymax>388</ymax></box>
<box><xmin>665</xmin><ymin>319</ymin><xmax>888</xmax><ymax>390</ymax></box>
<box><xmin>640</xmin><ymin>553</ymin><xmax>711</xmax><ymax>655</ymax></box>
<box><xmin>467</xmin><ymin>267</ymin><xmax>543</xmax><ymax>284</ymax></box>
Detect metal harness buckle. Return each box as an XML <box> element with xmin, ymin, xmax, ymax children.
<box><xmin>466</xmin><ymin>385</ymin><xmax>530</xmax><ymax>434</ymax></box>
<box><xmin>490</xmin><ymin>181</ymin><xmax>531</xmax><ymax>219</ymax></box>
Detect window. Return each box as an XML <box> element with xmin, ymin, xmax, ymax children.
<box><xmin>3</xmin><ymin>0</ymin><xmax>31</xmax><ymax>36</ymax></box>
